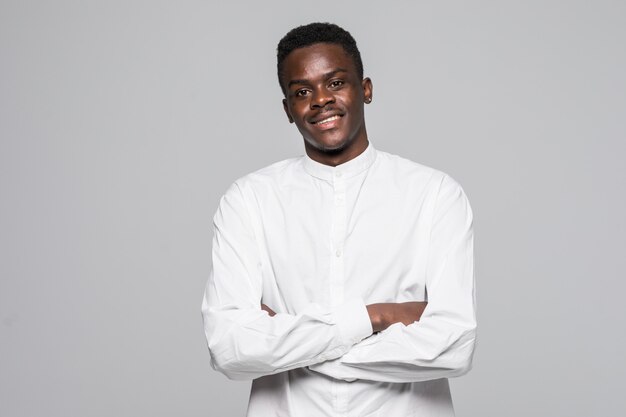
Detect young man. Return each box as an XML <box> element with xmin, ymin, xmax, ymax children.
<box><xmin>202</xmin><ymin>23</ymin><xmax>476</xmax><ymax>416</ymax></box>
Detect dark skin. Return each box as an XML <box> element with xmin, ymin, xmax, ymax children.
<box><xmin>281</xmin><ymin>43</ymin><xmax>372</xmax><ymax>167</ymax></box>
<box><xmin>262</xmin><ymin>302</ymin><xmax>428</xmax><ymax>333</ymax></box>
<box><xmin>264</xmin><ymin>42</ymin><xmax>427</xmax><ymax>333</ymax></box>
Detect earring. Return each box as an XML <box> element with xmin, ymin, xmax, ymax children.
<box><xmin>365</xmin><ymin>97</ymin><xmax>372</xmax><ymax>103</ymax></box>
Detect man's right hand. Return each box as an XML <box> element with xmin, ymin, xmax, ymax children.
<box><xmin>366</xmin><ymin>302</ymin><xmax>428</xmax><ymax>333</ymax></box>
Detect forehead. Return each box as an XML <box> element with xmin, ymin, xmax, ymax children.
<box><xmin>282</xmin><ymin>43</ymin><xmax>358</xmax><ymax>82</ymax></box>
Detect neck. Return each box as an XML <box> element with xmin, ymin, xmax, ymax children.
<box><xmin>304</xmin><ymin>135</ymin><xmax>369</xmax><ymax>167</ymax></box>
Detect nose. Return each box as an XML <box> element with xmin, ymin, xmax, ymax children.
<box><xmin>310</xmin><ymin>87</ymin><xmax>334</xmax><ymax>109</ymax></box>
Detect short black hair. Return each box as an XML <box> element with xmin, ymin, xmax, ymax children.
<box><xmin>277</xmin><ymin>22</ymin><xmax>364</xmax><ymax>94</ymax></box>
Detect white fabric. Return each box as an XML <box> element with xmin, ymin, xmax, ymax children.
<box><xmin>202</xmin><ymin>143</ymin><xmax>476</xmax><ymax>417</ymax></box>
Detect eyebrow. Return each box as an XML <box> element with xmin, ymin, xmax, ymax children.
<box><xmin>287</xmin><ymin>68</ymin><xmax>349</xmax><ymax>88</ymax></box>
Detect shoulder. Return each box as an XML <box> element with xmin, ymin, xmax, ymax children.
<box><xmin>213</xmin><ymin>157</ymin><xmax>301</xmax><ymax>222</ymax></box>
<box><xmin>373</xmin><ymin>149</ymin><xmax>459</xmax><ymax>191</ymax></box>
<box><xmin>377</xmin><ymin>150</ymin><xmax>473</xmax><ymax>227</ymax></box>
<box><xmin>373</xmin><ymin>149</ymin><xmax>472</xmax><ymax>217</ymax></box>
<box><xmin>219</xmin><ymin>156</ymin><xmax>302</xmax><ymax>201</ymax></box>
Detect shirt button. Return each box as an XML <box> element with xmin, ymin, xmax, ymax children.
<box><xmin>335</xmin><ymin>249</ymin><xmax>342</xmax><ymax>257</ymax></box>
<box><xmin>335</xmin><ymin>172</ymin><xmax>342</xmax><ymax>178</ymax></box>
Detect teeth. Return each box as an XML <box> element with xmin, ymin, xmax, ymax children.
<box><xmin>317</xmin><ymin>115</ymin><xmax>340</xmax><ymax>125</ymax></box>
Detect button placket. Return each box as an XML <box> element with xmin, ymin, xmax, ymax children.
<box><xmin>329</xmin><ymin>172</ymin><xmax>346</xmax><ymax>308</ymax></box>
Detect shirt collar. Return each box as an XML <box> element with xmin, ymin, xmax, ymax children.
<box><xmin>302</xmin><ymin>142</ymin><xmax>377</xmax><ymax>181</ymax></box>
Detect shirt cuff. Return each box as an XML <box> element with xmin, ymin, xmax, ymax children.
<box><xmin>333</xmin><ymin>298</ymin><xmax>373</xmax><ymax>346</ymax></box>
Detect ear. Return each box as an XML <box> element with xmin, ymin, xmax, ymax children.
<box><xmin>282</xmin><ymin>98</ymin><xmax>294</xmax><ymax>123</ymax></box>
<box><xmin>362</xmin><ymin>77</ymin><xmax>373</xmax><ymax>104</ymax></box>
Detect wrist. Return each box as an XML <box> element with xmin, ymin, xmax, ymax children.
<box><xmin>366</xmin><ymin>304</ymin><xmax>387</xmax><ymax>333</ymax></box>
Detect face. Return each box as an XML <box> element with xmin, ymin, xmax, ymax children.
<box><xmin>281</xmin><ymin>43</ymin><xmax>373</xmax><ymax>165</ymax></box>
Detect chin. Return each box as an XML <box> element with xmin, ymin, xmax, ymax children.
<box><xmin>306</xmin><ymin>137</ymin><xmax>352</xmax><ymax>155</ymax></box>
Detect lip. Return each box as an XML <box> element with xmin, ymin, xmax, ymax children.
<box><xmin>308</xmin><ymin>112</ymin><xmax>344</xmax><ymax>131</ymax></box>
<box><xmin>310</xmin><ymin>114</ymin><xmax>343</xmax><ymax>130</ymax></box>
<box><xmin>309</xmin><ymin>111</ymin><xmax>344</xmax><ymax>124</ymax></box>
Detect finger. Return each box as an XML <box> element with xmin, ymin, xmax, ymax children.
<box><xmin>261</xmin><ymin>303</ymin><xmax>276</xmax><ymax>317</ymax></box>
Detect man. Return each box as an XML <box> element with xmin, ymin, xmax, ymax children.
<box><xmin>202</xmin><ymin>22</ymin><xmax>476</xmax><ymax>416</ymax></box>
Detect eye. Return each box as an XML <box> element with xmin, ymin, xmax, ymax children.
<box><xmin>329</xmin><ymin>80</ymin><xmax>344</xmax><ymax>88</ymax></box>
<box><xmin>294</xmin><ymin>89</ymin><xmax>310</xmax><ymax>97</ymax></box>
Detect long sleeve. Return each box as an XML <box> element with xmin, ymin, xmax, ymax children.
<box><xmin>201</xmin><ymin>182</ymin><xmax>373</xmax><ymax>381</ymax></box>
<box><xmin>309</xmin><ymin>175</ymin><xmax>476</xmax><ymax>383</ymax></box>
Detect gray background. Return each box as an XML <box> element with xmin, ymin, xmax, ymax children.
<box><xmin>1</xmin><ymin>1</ymin><xmax>625</xmax><ymax>416</ymax></box>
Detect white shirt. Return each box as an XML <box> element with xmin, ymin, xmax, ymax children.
<box><xmin>202</xmin><ymin>143</ymin><xmax>476</xmax><ymax>417</ymax></box>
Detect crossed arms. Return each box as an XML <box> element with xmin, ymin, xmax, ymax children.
<box><xmin>262</xmin><ymin>302</ymin><xmax>428</xmax><ymax>333</ymax></box>
<box><xmin>202</xmin><ymin>175</ymin><xmax>476</xmax><ymax>382</ymax></box>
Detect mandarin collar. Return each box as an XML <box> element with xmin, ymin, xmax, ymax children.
<box><xmin>302</xmin><ymin>143</ymin><xmax>377</xmax><ymax>181</ymax></box>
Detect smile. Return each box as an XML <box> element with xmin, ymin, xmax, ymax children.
<box><xmin>313</xmin><ymin>115</ymin><xmax>342</xmax><ymax>125</ymax></box>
